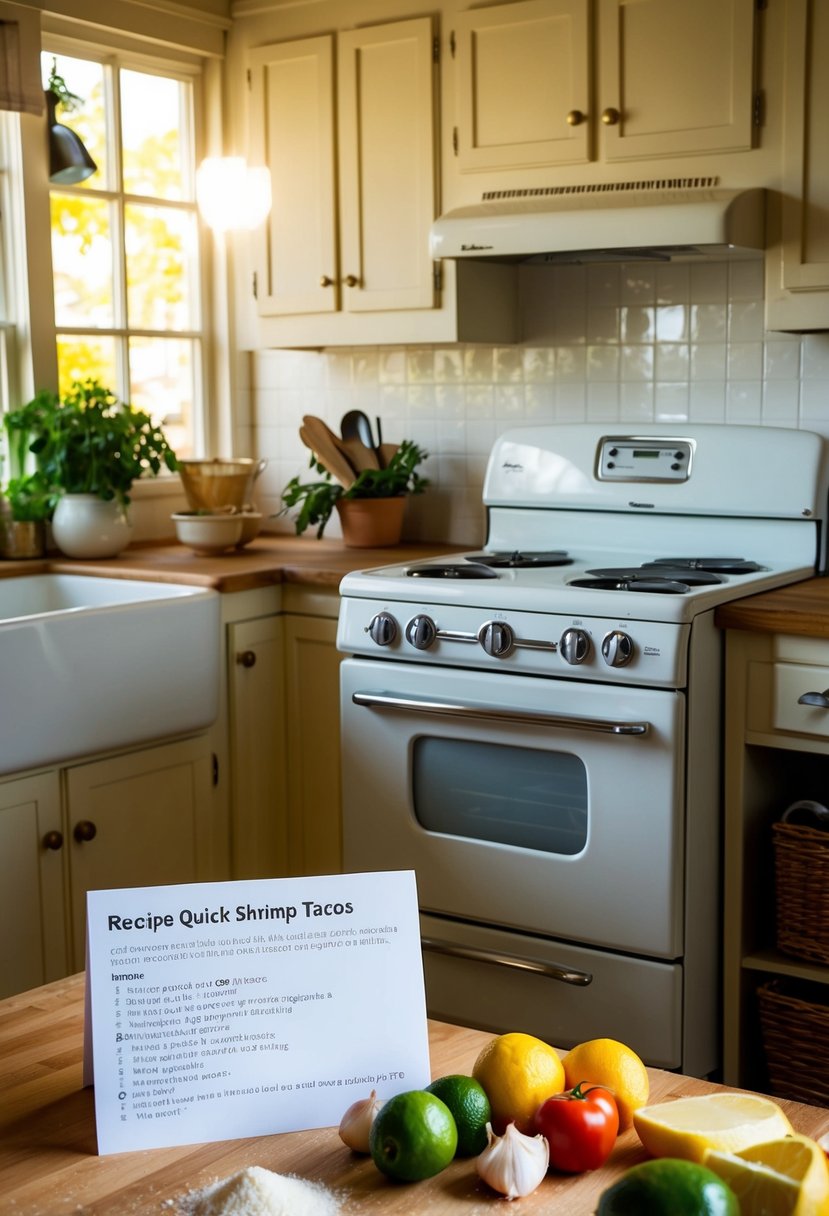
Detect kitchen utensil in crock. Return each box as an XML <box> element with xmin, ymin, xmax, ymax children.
<box><xmin>299</xmin><ymin>419</ymin><xmax>357</xmax><ymax>488</ymax></box>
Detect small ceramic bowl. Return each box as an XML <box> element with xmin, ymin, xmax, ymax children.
<box><xmin>172</xmin><ymin>512</ymin><xmax>244</xmax><ymax>554</ymax></box>
<box><xmin>236</xmin><ymin>511</ymin><xmax>263</xmax><ymax>548</ymax></box>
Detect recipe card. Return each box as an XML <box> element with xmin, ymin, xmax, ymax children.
<box><xmin>85</xmin><ymin>870</ymin><xmax>430</xmax><ymax>1155</ymax></box>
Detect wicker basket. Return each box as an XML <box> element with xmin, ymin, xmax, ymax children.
<box><xmin>773</xmin><ymin>820</ymin><xmax>829</xmax><ymax>965</ymax></box>
<box><xmin>757</xmin><ymin>981</ymin><xmax>829</xmax><ymax>1108</ymax></box>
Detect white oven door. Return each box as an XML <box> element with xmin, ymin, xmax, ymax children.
<box><xmin>341</xmin><ymin>657</ymin><xmax>686</xmax><ymax>959</ymax></box>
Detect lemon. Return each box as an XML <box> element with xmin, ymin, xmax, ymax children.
<box><xmin>597</xmin><ymin>1158</ymin><xmax>740</xmax><ymax>1215</ymax></box>
<box><xmin>562</xmin><ymin>1038</ymin><xmax>649</xmax><ymax>1131</ymax></box>
<box><xmin>369</xmin><ymin>1090</ymin><xmax>457</xmax><ymax>1182</ymax></box>
<box><xmin>634</xmin><ymin>1092</ymin><xmax>794</xmax><ymax>1163</ymax></box>
<box><xmin>704</xmin><ymin>1133</ymin><xmax>829</xmax><ymax>1216</ymax></box>
<box><xmin>472</xmin><ymin>1031</ymin><xmax>564</xmax><ymax>1134</ymax></box>
<box><xmin>425</xmin><ymin>1075</ymin><xmax>491</xmax><ymax>1157</ymax></box>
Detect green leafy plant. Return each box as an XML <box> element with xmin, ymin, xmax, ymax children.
<box><xmin>3</xmin><ymin>472</ymin><xmax>55</xmax><ymax>523</ymax></box>
<box><xmin>3</xmin><ymin>378</ymin><xmax>178</xmax><ymax>509</ymax></box>
<box><xmin>281</xmin><ymin>439</ymin><xmax>429</xmax><ymax>538</ymax></box>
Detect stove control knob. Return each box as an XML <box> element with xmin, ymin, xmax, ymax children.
<box><xmin>478</xmin><ymin>620</ymin><xmax>514</xmax><ymax>658</ymax></box>
<box><xmin>560</xmin><ymin>627</ymin><xmax>591</xmax><ymax>665</ymax></box>
<box><xmin>405</xmin><ymin>614</ymin><xmax>437</xmax><ymax>650</ymax></box>
<box><xmin>601</xmin><ymin>630</ymin><xmax>634</xmax><ymax>667</ymax></box>
<box><xmin>367</xmin><ymin>611</ymin><xmax>398</xmax><ymax>647</ymax></box>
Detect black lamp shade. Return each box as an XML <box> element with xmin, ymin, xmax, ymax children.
<box><xmin>45</xmin><ymin>90</ymin><xmax>97</xmax><ymax>185</ymax></box>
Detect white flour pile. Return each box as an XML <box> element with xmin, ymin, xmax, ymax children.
<box><xmin>175</xmin><ymin>1165</ymin><xmax>341</xmax><ymax>1216</ymax></box>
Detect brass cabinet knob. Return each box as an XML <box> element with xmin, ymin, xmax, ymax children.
<box><xmin>344</xmin><ymin>274</ymin><xmax>360</xmax><ymax>288</ymax></box>
<box><xmin>566</xmin><ymin>109</ymin><xmax>585</xmax><ymax>126</ymax></box>
<box><xmin>73</xmin><ymin>820</ymin><xmax>97</xmax><ymax>844</ymax></box>
<box><xmin>601</xmin><ymin>107</ymin><xmax>621</xmax><ymax>125</ymax></box>
<box><xmin>319</xmin><ymin>275</ymin><xmax>333</xmax><ymax>287</ymax></box>
<box><xmin>42</xmin><ymin>830</ymin><xmax>64</xmax><ymax>851</ymax></box>
<box><xmin>237</xmin><ymin>649</ymin><xmax>257</xmax><ymax>668</ymax></box>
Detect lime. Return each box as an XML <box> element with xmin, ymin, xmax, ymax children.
<box><xmin>369</xmin><ymin>1090</ymin><xmax>458</xmax><ymax>1182</ymax></box>
<box><xmin>597</xmin><ymin>1158</ymin><xmax>740</xmax><ymax>1215</ymax></box>
<box><xmin>425</xmin><ymin>1074</ymin><xmax>491</xmax><ymax>1157</ymax></box>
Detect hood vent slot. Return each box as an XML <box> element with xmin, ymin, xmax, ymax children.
<box><xmin>481</xmin><ymin>176</ymin><xmax>721</xmax><ymax>202</ymax></box>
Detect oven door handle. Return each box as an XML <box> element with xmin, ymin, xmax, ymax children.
<box><xmin>422</xmin><ymin>936</ymin><xmax>593</xmax><ymax>987</ymax></box>
<box><xmin>351</xmin><ymin>690</ymin><xmax>650</xmax><ymax>736</ymax></box>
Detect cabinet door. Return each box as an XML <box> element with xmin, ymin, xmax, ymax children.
<box><xmin>249</xmin><ymin>36</ymin><xmax>338</xmax><ymax>317</ymax></box>
<box><xmin>598</xmin><ymin>0</ymin><xmax>755</xmax><ymax>161</ymax></box>
<box><xmin>0</xmin><ymin>772</ymin><xmax>67</xmax><ymax>998</ymax></box>
<box><xmin>227</xmin><ymin>615</ymin><xmax>287</xmax><ymax>880</ymax></box>
<box><xmin>284</xmin><ymin>613</ymin><xmax>343</xmax><ymax>877</ymax></box>
<box><xmin>454</xmin><ymin>0</ymin><xmax>590</xmax><ymax>171</ymax></box>
<box><xmin>66</xmin><ymin>737</ymin><xmax>214</xmax><ymax>967</ymax></box>
<box><xmin>766</xmin><ymin>0</ymin><xmax>829</xmax><ymax>331</ymax></box>
<box><xmin>338</xmin><ymin>17</ymin><xmax>437</xmax><ymax>312</ymax></box>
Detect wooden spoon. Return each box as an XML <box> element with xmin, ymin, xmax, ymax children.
<box><xmin>299</xmin><ymin>422</ymin><xmax>356</xmax><ymax>488</ymax></box>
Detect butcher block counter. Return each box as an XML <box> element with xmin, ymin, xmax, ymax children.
<box><xmin>3</xmin><ymin>976</ymin><xmax>828</xmax><ymax>1216</ymax></box>
<box><xmin>715</xmin><ymin>573</ymin><xmax>829</xmax><ymax>638</ymax></box>
<box><xmin>0</xmin><ymin>535</ymin><xmax>466</xmax><ymax>594</ymax></box>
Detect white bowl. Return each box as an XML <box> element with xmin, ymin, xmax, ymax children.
<box><xmin>172</xmin><ymin>512</ymin><xmax>244</xmax><ymax>554</ymax></box>
<box><xmin>236</xmin><ymin>511</ymin><xmax>263</xmax><ymax>547</ymax></box>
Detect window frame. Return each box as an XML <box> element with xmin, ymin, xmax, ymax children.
<box><xmin>31</xmin><ymin>30</ymin><xmax>216</xmax><ymax>467</ymax></box>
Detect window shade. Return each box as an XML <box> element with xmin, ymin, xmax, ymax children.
<box><xmin>0</xmin><ymin>3</ymin><xmax>43</xmax><ymax>116</ymax></box>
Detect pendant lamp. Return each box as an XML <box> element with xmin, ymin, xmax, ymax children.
<box><xmin>45</xmin><ymin>89</ymin><xmax>97</xmax><ymax>184</ymax></box>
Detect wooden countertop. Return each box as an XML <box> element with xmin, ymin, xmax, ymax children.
<box><xmin>715</xmin><ymin>574</ymin><xmax>829</xmax><ymax>638</ymax></box>
<box><xmin>2</xmin><ymin>975</ymin><xmax>828</xmax><ymax>1215</ymax></box>
<box><xmin>0</xmin><ymin>535</ymin><xmax>466</xmax><ymax>594</ymax></box>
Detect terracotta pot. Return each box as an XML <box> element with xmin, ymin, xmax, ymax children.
<box><xmin>335</xmin><ymin>496</ymin><xmax>406</xmax><ymax>548</ymax></box>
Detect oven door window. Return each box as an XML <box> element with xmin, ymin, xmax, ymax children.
<box><xmin>412</xmin><ymin>737</ymin><xmax>587</xmax><ymax>855</ymax></box>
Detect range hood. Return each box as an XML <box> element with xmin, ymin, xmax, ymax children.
<box><xmin>429</xmin><ymin>181</ymin><xmax>766</xmax><ymax>264</ymax></box>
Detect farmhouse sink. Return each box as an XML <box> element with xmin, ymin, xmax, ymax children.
<box><xmin>0</xmin><ymin>573</ymin><xmax>220</xmax><ymax>775</ymax></box>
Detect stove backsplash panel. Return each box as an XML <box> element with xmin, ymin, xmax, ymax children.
<box><xmin>248</xmin><ymin>258</ymin><xmax>829</xmax><ymax>547</ymax></box>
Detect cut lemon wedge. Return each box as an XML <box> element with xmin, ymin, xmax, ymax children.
<box><xmin>633</xmin><ymin>1092</ymin><xmax>794</xmax><ymax>1163</ymax></box>
<box><xmin>704</xmin><ymin>1133</ymin><xmax>829</xmax><ymax>1216</ymax></box>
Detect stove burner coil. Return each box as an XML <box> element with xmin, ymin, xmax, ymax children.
<box><xmin>569</xmin><ymin>576</ymin><xmax>693</xmax><ymax>594</ymax></box>
<box><xmin>648</xmin><ymin>556</ymin><xmax>767</xmax><ymax>574</ymax></box>
<box><xmin>464</xmin><ymin>550</ymin><xmax>574</xmax><ymax>569</ymax></box>
<box><xmin>586</xmin><ymin>566</ymin><xmax>725</xmax><ymax>587</ymax></box>
<box><xmin>407</xmin><ymin>562</ymin><xmax>499</xmax><ymax>580</ymax></box>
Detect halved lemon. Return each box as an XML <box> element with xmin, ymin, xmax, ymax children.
<box><xmin>704</xmin><ymin>1133</ymin><xmax>829</xmax><ymax>1216</ymax></box>
<box><xmin>633</xmin><ymin>1092</ymin><xmax>794</xmax><ymax>1163</ymax></box>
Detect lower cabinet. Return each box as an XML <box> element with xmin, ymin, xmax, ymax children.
<box><xmin>225</xmin><ymin>586</ymin><xmax>344</xmax><ymax>883</ymax></box>
<box><xmin>0</xmin><ymin>734</ymin><xmax>219</xmax><ymax>1000</ymax></box>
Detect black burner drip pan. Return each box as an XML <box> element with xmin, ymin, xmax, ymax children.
<box><xmin>647</xmin><ymin>556</ymin><xmax>767</xmax><ymax>574</ymax></box>
<box><xmin>407</xmin><ymin>562</ymin><xmax>499</xmax><ymax>580</ymax></box>
<box><xmin>464</xmin><ymin>550</ymin><xmax>573</xmax><ymax>569</ymax></box>
<box><xmin>569</xmin><ymin>576</ymin><xmax>693</xmax><ymax>595</ymax></box>
<box><xmin>587</xmin><ymin>566</ymin><xmax>725</xmax><ymax>587</ymax></box>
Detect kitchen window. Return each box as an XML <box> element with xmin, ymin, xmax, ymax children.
<box><xmin>41</xmin><ymin>48</ymin><xmax>204</xmax><ymax>460</ymax></box>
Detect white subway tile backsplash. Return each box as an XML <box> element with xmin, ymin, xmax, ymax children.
<box><xmin>251</xmin><ymin>260</ymin><xmax>828</xmax><ymax>546</ymax></box>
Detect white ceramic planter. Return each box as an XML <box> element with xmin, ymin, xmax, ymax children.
<box><xmin>51</xmin><ymin>493</ymin><xmax>133</xmax><ymax>559</ymax></box>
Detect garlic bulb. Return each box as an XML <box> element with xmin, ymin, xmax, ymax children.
<box><xmin>338</xmin><ymin>1089</ymin><xmax>384</xmax><ymax>1153</ymax></box>
<box><xmin>476</xmin><ymin>1121</ymin><xmax>549</xmax><ymax>1200</ymax></box>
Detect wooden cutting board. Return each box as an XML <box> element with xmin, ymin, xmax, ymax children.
<box><xmin>2</xmin><ymin>974</ymin><xmax>828</xmax><ymax>1215</ymax></box>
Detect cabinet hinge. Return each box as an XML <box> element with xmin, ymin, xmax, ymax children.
<box><xmin>252</xmin><ymin>271</ymin><xmax>258</xmax><ymax>299</ymax></box>
<box><xmin>453</xmin><ymin>126</ymin><xmax>459</xmax><ymax>155</ymax></box>
<box><xmin>433</xmin><ymin>35</ymin><xmax>439</xmax><ymax>63</ymax></box>
<box><xmin>450</xmin><ymin>29</ymin><xmax>456</xmax><ymax>58</ymax></box>
<box><xmin>212</xmin><ymin>753</ymin><xmax>219</xmax><ymax>786</ymax></box>
<box><xmin>753</xmin><ymin>89</ymin><xmax>765</xmax><ymax>126</ymax></box>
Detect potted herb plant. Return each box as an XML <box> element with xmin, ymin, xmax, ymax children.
<box><xmin>281</xmin><ymin>439</ymin><xmax>429</xmax><ymax>547</ymax></box>
<box><xmin>3</xmin><ymin>378</ymin><xmax>178</xmax><ymax>558</ymax></box>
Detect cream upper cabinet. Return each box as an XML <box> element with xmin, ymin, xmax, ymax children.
<box><xmin>249</xmin><ymin>18</ymin><xmax>436</xmax><ymax>321</ymax></box>
<box><xmin>765</xmin><ymin>0</ymin><xmax>829</xmax><ymax>332</ymax></box>
<box><xmin>248</xmin><ymin>36</ymin><xmax>337</xmax><ymax>318</ymax></box>
<box><xmin>454</xmin><ymin>0</ymin><xmax>590</xmax><ymax>171</ymax></box>
<box><xmin>453</xmin><ymin>0</ymin><xmax>755</xmax><ymax>173</ymax></box>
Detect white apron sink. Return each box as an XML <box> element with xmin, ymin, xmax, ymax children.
<box><xmin>0</xmin><ymin>574</ymin><xmax>220</xmax><ymax>775</ymax></box>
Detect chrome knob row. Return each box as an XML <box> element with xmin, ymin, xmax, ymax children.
<box><xmin>366</xmin><ymin>613</ymin><xmax>635</xmax><ymax>667</ymax></box>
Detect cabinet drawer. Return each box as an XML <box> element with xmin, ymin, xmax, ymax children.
<box><xmin>773</xmin><ymin>663</ymin><xmax>829</xmax><ymax>738</ymax></box>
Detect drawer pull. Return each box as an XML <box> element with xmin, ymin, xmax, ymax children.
<box><xmin>237</xmin><ymin>650</ymin><xmax>257</xmax><ymax>668</ymax></box>
<box><xmin>73</xmin><ymin>820</ymin><xmax>97</xmax><ymax>844</ymax></box>
<box><xmin>797</xmin><ymin>689</ymin><xmax>829</xmax><ymax>709</ymax></box>
<box><xmin>42</xmin><ymin>830</ymin><xmax>63</xmax><ymax>851</ymax></box>
<box><xmin>422</xmin><ymin>936</ymin><xmax>592</xmax><ymax>987</ymax></box>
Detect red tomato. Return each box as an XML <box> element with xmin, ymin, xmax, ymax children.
<box><xmin>533</xmin><ymin>1082</ymin><xmax>619</xmax><ymax>1173</ymax></box>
